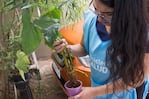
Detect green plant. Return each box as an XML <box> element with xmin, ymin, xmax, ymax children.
<box><xmin>33</xmin><ymin>5</ymin><xmax>79</xmax><ymax>86</ymax></box>
<box><xmin>19</xmin><ymin>0</ymin><xmax>89</xmax><ymax>86</ymax></box>
<box><xmin>0</xmin><ymin>0</ymin><xmax>89</xmax><ymax>97</ymax></box>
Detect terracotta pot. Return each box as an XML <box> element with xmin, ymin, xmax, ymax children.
<box><xmin>64</xmin><ymin>80</ymin><xmax>82</xmax><ymax>96</ymax></box>
<box><xmin>60</xmin><ymin>20</ymin><xmax>84</xmax><ymax>44</ymax></box>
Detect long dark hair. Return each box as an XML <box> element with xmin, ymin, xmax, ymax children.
<box><xmin>100</xmin><ymin>0</ymin><xmax>148</xmax><ymax>92</ymax></box>
<box><xmin>145</xmin><ymin>0</ymin><xmax>149</xmax><ymax>22</ymax></box>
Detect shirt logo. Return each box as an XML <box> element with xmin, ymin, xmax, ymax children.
<box><xmin>90</xmin><ymin>56</ymin><xmax>108</xmax><ymax>74</ymax></box>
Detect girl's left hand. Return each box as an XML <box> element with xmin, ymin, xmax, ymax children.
<box><xmin>68</xmin><ymin>87</ymin><xmax>94</xmax><ymax>99</ymax></box>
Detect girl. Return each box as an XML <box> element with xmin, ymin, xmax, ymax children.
<box><xmin>54</xmin><ymin>0</ymin><xmax>149</xmax><ymax>98</ymax></box>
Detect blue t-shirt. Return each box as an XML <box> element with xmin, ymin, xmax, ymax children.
<box><xmin>83</xmin><ymin>10</ymin><xmax>149</xmax><ymax>99</ymax></box>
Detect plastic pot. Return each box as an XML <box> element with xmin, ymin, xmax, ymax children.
<box><xmin>64</xmin><ymin>80</ymin><xmax>82</xmax><ymax>96</ymax></box>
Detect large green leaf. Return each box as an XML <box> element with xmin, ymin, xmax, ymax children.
<box><xmin>33</xmin><ymin>13</ymin><xmax>61</xmax><ymax>48</ymax></box>
<box><xmin>21</xmin><ymin>9</ymin><xmax>42</xmax><ymax>55</ymax></box>
<box><xmin>34</xmin><ymin>16</ymin><xmax>59</xmax><ymax>29</ymax></box>
<box><xmin>34</xmin><ymin>6</ymin><xmax>61</xmax><ymax>30</ymax></box>
<box><xmin>35</xmin><ymin>17</ymin><xmax>61</xmax><ymax>48</ymax></box>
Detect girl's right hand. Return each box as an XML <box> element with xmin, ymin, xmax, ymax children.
<box><xmin>53</xmin><ymin>39</ymin><xmax>68</xmax><ymax>53</ymax></box>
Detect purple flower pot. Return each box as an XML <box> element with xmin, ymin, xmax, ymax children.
<box><xmin>64</xmin><ymin>80</ymin><xmax>82</xmax><ymax>96</ymax></box>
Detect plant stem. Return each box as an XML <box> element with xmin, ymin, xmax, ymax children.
<box><xmin>56</xmin><ymin>38</ymin><xmax>77</xmax><ymax>83</ymax></box>
<box><xmin>36</xmin><ymin>70</ymin><xmax>42</xmax><ymax>99</ymax></box>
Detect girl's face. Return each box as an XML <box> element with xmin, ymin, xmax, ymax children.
<box><xmin>90</xmin><ymin>0</ymin><xmax>113</xmax><ymax>26</ymax></box>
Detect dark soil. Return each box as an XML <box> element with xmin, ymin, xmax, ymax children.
<box><xmin>66</xmin><ymin>80</ymin><xmax>81</xmax><ymax>88</ymax></box>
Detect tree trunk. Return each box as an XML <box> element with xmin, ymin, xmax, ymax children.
<box><xmin>0</xmin><ymin>70</ymin><xmax>9</xmax><ymax>99</ymax></box>
<box><xmin>0</xmin><ymin>10</ymin><xmax>15</xmax><ymax>99</ymax></box>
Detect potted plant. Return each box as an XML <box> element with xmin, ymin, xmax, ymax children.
<box><xmin>33</xmin><ymin>0</ymin><xmax>90</xmax><ymax>96</ymax></box>
<box><xmin>10</xmin><ymin>51</ymin><xmax>33</xmax><ymax>99</ymax></box>
<box><xmin>62</xmin><ymin>47</ymin><xmax>83</xmax><ymax>96</ymax></box>
<box><xmin>31</xmin><ymin>0</ymin><xmax>90</xmax><ymax>95</ymax></box>
<box><xmin>32</xmin><ymin>7</ymin><xmax>83</xmax><ymax>96</ymax></box>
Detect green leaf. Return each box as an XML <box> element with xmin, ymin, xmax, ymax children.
<box><xmin>19</xmin><ymin>70</ymin><xmax>25</xmax><ymax>81</ymax></box>
<box><xmin>4</xmin><ymin>0</ymin><xmax>25</xmax><ymax>11</ymax></box>
<box><xmin>21</xmin><ymin>3</ymin><xmax>37</xmax><ymax>9</ymax></box>
<box><xmin>15</xmin><ymin>50</ymin><xmax>29</xmax><ymax>81</ymax></box>
<box><xmin>34</xmin><ymin>16</ymin><xmax>59</xmax><ymax>29</ymax></box>
<box><xmin>33</xmin><ymin>15</ymin><xmax>61</xmax><ymax>48</ymax></box>
<box><xmin>21</xmin><ymin>9</ymin><xmax>42</xmax><ymax>55</ymax></box>
<box><xmin>4</xmin><ymin>1</ymin><xmax>14</xmax><ymax>7</ymax></box>
<box><xmin>45</xmin><ymin>7</ymin><xmax>61</xmax><ymax>19</ymax></box>
<box><xmin>43</xmin><ymin>21</ymin><xmax>61</xmax><ymax>48</ymax></box>
<box><xmin>15</xmin><ymin>50</ymin><xmax>29</xmax><ymax>73</ymax></box>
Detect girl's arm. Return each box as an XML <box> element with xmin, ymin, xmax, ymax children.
<box><xmin>68</xmin><ymin>36</ymin><xmax>87</xmax><ymax>57</ymax></box>
<box><xmin>53</xmin><ymin>36</ymin><xmax>87</xmax><ymax>57</ymax></box>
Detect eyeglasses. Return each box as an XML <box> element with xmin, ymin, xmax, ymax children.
<box><xmin>89</xmin><ymin>3</ymin><xmax>112</xmax><ymax>23</ymax></box>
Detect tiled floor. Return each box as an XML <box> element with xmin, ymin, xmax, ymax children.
<box><xmin>29</xmin><ymin>58</ymin><xmax>67</xmax><ymax>99</ymax></box>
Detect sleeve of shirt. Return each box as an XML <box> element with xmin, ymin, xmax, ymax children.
<box><xmin>83</xmin><ymin>10</ymin><xmax>96</xmax><ymax>54</ymax></box>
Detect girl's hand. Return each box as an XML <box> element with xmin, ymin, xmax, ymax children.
<box><xmin>68</xmin><ymin>87</ymin><xmax>94</xmax><ymax>99</ymax></box>
<box><xmin>53</xmin><ymin>39</ymin><xmax>69</xmax><ymax>53</ymax></box>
